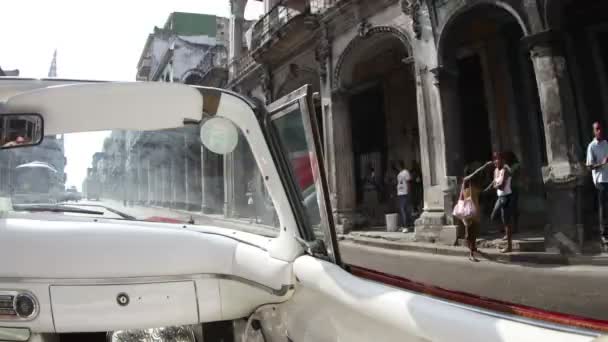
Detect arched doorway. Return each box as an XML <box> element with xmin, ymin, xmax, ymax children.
<box><xmin>438</xmin><ymin>4</ymin><xmax>547</xmax><ymax>231</ymax></box>
<box><xmin>336</xmin><ymin>27</ymin><xmax>422</xmax><ymax>228</ymax></box>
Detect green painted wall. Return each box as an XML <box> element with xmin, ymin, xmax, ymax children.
<box><xmin>166</xmin><ymin>12</ymin><xmax>217</xmax><ymax>36</ymax></box>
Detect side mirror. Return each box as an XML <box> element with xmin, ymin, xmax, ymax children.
<box><xmin>0</xmin><ymin>114</ymin><xmax>44</xmax><ymax>150</ymax></box>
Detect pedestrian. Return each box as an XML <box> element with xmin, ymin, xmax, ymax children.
<box><xmin>384</xmin><ymin>161</ymin><xmax>399</xmax><ymax>211</ymax></box>
<box><xmin>461</xmin><ymin>161</ymin><xmax>493</xmax><ymax>261</ymax></box>
<box><xmin>586</xmin><ymin>121</ymin><xmax>608</xmax><ymax>244</ymax></box>
<box><xmin>486</xmin><ymin>152</ymin><xmax>514</xmax><ymax>253</ymax></box>
<box><xmin>411</xmin><ymin>160</ymin><xmax>423</xmax><ymax>216</ymax></box>
<box><xmin>504</xmin><ymin>151</ymin><xmax>521</xmax><ymax>234</ymax></box>
<box><xmin>396</xmin><ymin>160</ymin><xmax>413</xmax><ymax>230</ymax></box>
<box><xmin>246</xmin><ymin>178</ymin><xmax>258</xmax><ymax>224</ymax></box>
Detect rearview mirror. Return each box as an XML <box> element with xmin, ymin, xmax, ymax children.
<box><xmin>200</xmin><ymin>117</ymin><xmax>238</xmax><ymax>155</ymax></box>
<box><xmin>0</xmin><ymin>114</ymin><xmax>43</xmax><ymax>149</ymax></box>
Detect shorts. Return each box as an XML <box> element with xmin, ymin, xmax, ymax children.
<box><xmin>491</xmin><ymin>195</ymin><xmax>512</xmax><ymax>225</ymax></box>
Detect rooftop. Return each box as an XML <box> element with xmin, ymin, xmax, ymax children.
<box><xmin>163</xmin><ymin>12</ymin><xmax>218</xmax><ymax>37</ymax></box>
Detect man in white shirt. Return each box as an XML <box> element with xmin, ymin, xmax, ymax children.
<box><xmin>586</xmin><ymin>122</ymin><xmax>608</xmax><ymax>243</ymax></box>
<box><xmin>396</xmin><ymin>160</ymin><xmax>413</xmax><ymax>229</ymax></box>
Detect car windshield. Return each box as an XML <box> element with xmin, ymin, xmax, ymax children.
<box><xmin>0</xmin><ymin>124</ymin><xmax>280</xmax><ymax>237</ymax></box>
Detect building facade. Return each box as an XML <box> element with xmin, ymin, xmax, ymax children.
<box><xmin>92</xmin><ymin>12</ymin><xmax>277</xmax><ymax>226</ymax></box>
<box><xmin>225</xmin><ymin>0</ymin><xmax>608</xmax><ymax>252</ymax></box>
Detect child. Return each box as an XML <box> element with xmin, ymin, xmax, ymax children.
<box><xmin>462</xmin><ymin>161</ymin><xmax>493</xmax><ymax>261</ymax></box>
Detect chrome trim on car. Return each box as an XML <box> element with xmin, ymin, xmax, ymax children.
<box><xmin>0</xmin><ymin>327</ymin><xmax>31</xmax><ymax>341</ymax></box>
<box><xmin>431</xmin><ymin>293</ymin><xmax>602</xmax><ymax>338</ymax></box>
<box><xmin>0</xmin><ymin>274</ymin><xmax>293</xmax><ymax>297</ymax></box>
<box><xmin>0</xmin><ymin>290</ymin><xmax>39</xmax><ymax>322</ymax></box>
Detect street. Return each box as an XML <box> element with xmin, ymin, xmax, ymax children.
<box><xmin>341</xmin><ymin>240</ymin><xmax>608</xmax><ymax>321</ymax></box>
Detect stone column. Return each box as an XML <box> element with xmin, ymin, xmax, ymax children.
<box><xmin>228</xmin><ymin>0</ymin><xmax>247</xmax><ymax>79</ymax></box>
<box><xmin>184</xmin><ymin>132</ymin><xmax>191</xmax><ymax>209</ymax></box>
<box><xmin>409</xmin><ymin>57</ymin><xmax>457</xmax><ymax>244</ymax></box>
<box><xmin>147</xmin><ymin>158</ymin><xmax>153</xmax><ymax>205</ymax></box>
<box><xmin>415</xmin><ymin>64</ymin><xmax>453</xmax><ymax>227</ymax></box>
<box><xmin>170</xmin><ymin>158</ymin><xmax>176</xmax><ymax>208</ymax></box>
<box><xmin>174</xmin><ymin>143</ymin><xmax>187</xmax><ymax>209</ymax></box>
<box><xmin>138</xmin><ymin>152</ymin><xmax>147</xmax><ymax>205</ymax></box>
<box><xmin>155</xmin><ymin>166</ymin><xmax>162</xmax><ymax>206</ymax></box>
<box><xmin>184</xmin><ymin>129</ymin><xmax>202</xmax><ymax>211</ymax></box>
<box><xmin>201</xmin><ymin>149</ymin><xmax>223</xmax><ymax>214</ymax></box>
<box><xmin>224</xmin><ymin>152</ymin><xmax>236</xmax><ymax>218</ymax></box>
<box><xmin>527</xmin><ymin>32</ymin><xmax>586</xmax><ymax>254</ymax></box>
<box><xmin>327</xmin><ymin>90</ymin><xmax>356</xmax><ymax>234</ymax></box>
<box><xmin>201</xmin><ymin>148</ymin><xmax>210</xmax><ymax>213</ymax></box>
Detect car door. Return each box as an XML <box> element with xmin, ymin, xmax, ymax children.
<box><xmin>256</xmin><ymin>85</ymin><xmax>602</xmax><ymax>342</ymax></box>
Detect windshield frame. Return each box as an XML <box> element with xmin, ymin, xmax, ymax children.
<box><xmin>0</xmin><ymin>80</ymin><xmax>307</xmax><ymax>261</ymax></box>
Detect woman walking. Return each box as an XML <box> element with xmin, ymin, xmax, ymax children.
<box><xmin>486</xmin><ymin>152</ymin><xmax>514</xmax><ymax>253</ymax></box>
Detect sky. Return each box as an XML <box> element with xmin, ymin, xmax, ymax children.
<box><xmin>1</xmin><ymin>0</ymin><xmax>264</xmax><ymax>190</ymax></box>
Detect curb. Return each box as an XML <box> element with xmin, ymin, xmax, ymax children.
<box><xmin>340</xmin><ymin>235</ymin><xmax>608</xmax><ymax>266</ymax></box>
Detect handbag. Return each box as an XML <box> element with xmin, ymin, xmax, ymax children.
<box><xmin>452</xmin><ymin>182</ymin><xmax>477</xmax><ymax>220</ymax></box>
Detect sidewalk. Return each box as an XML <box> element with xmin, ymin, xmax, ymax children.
<box><xmin>341</xmin><ymin>230</ymin><xmax>608</xmax><ymax>266</ymax></box>
<box><xmin>98</xmin><ymin>199</ymin><xmax>608</xmax><ymax>265</ymax></box>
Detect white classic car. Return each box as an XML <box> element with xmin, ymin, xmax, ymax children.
<box><xmin>0</xmin><ymin>78</ymin><xmax>604</xmax><ymax>342</ymax></box>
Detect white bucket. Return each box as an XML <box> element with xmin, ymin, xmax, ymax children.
<box><xmin>386</xmin><ymin>213</ymin><xmax>399</xmax><ymax>232</ymax></box>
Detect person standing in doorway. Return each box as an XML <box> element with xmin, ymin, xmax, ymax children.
<box><xmin>486</xmin><ymin>152</ymin><xmax>514</xmax><ymax>253</ymax></box>
<box><xmin>384</xmin><ymin>162</ymin><xmax>399</xmax><ymax>212</ymax></box>
<box><xmin>411</xmin><ymin>160</ymin><xmax>423</xmax><ymax>216</ymax></box>
<box><xmin>396</xmin><ymin>160</ymin><xmax>413</xmax><ymax>230</ymax></box>
<box><xmin>586</xmin><ymin>122</ymin><xmax>608</xmax><ymax>244</ymax></box>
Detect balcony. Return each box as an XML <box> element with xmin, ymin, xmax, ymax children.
<box><xmin>136</xmin><ymin>56</ymin><xmax>153</xmax><ymax>81</ymax></box>
<box><xmin>250</xmin><ymin>0</ymin><xmax>319</xmax><ymax>64</ymax></box>
<box><xmin>232</xmin><ymin>53</ymin><xmax>259</xmax><ymax>81</ymax></box>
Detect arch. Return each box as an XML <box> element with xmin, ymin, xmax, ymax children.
<box><xmin>202</xmin><ymin>45</ymin><xmax>229</xmax><ymax>68</ymax></box>
<box><xmin>436</xmin><ymin>1</ymin><xmax>530</xmax><ymax>65</ymax></box>
<box><xmin>181</xmin><ymin>69</ymin><xmax>206</xmax><ymax>85</ymax></box>
<box><xmin>333</xmin><ymin>26</ymin><xmax>414</xmax><ymax>90</ymax></box>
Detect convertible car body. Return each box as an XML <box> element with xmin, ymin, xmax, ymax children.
<box><xmin>0</xmin><ymin>78</ymin><xmax>603</xmax><ymax>342</ymax></box>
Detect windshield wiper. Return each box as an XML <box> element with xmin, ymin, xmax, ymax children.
<box><xmin>13</xmin><ymin>204</ymin><xmax>105</xmax><ymax>216</ymax></box>
<box><xmin>62</xmin><ymin>204</ymin><xmax>136</xmax><ymax>220</ymax></box>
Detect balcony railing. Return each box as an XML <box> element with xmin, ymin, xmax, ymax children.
<box><xmin>250</xmin><ymin>0</ymin><xmax>311</xmax><ymax>51</ymax></box>
<box><xmin>233</xmin><ymin>53</ymin><xmax>258</xmax><ymax>79</ymax></box>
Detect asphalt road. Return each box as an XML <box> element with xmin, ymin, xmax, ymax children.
<box><xmin>340</xmin><ymin>240</ymin><xmax>608</xmax><ymax>321</ymax></box>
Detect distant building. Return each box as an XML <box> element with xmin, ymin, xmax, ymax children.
<box><xmin>136</xmin><ymin>12</ymin><xmax>230</xmax><ymax>85</ymax></box>
<box><xmin>0</xmin><ymin>67</ymin><xmax>19</xmax><ymax>77</ymax></box>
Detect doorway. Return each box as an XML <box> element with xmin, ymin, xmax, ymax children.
<box><xmin>457</xmin><ymin>54</ymin><xmax>493</xmax><ymax>165</ymax></box>
<box><xmin>350</xmin><ymin>85</ymin><xmax>387</xmax><ymax>207</ymax></box>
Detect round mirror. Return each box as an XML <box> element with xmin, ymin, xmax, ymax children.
<box><xmin>200</xmin><ymin>117</ymin><xmax>239</xmax><ymax>155</ymax></box>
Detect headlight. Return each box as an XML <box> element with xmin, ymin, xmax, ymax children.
<box><xmin>107</xmin><ymin>325</ymin><xmax>196</xmax><ymax>342</ymax></box>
